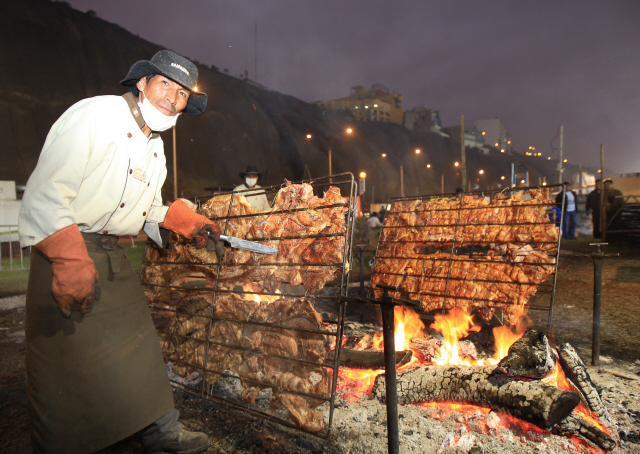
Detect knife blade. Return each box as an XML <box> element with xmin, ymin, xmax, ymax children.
<box><xmin>207</xmin><ymin>232</ymin><xmax>278</xmax><ymax>255</ymax></box>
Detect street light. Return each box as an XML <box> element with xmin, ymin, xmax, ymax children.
<box><xmin>306</xmin><ymin>128</ymin><xmax>353</xmax><ymax>176</ymax></box>
<box><xmin>479</xmin><ymin>169</ymin><xmax>484</xmax><ymax>175</ymax></box>
<box><xmin>426</xmin><ymin>164</ymin><xmax>431</xmax><ymax>168</ymax></box>
<box><xmin>382</xmin><ymin>148</ymin><xmax>423</xmax><ymax>197</ymax></box>
<box><xmin>454</xmin><ymin>161</ymin><xmax>460</xmax><ymax>167</ymax></box>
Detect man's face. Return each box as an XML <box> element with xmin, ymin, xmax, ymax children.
<box><xmin>604</xmin><ymin>181</ymin><xmax>612</xmax><ymax>190</ymax></box>
<box><xmin>245</xmin><ymin>174</ymin><xmax>259</xmax><ymax>187</ymax></box>
<box><xmin>596</xmin><ymin>181</ymin><xmax>602</xmax><ymax>190</ymax></box>
<box><xmin>565</xmin><ymin>184</ymin><xmax>571</xmax><ymax>191</ymax></box>
<box><xmin>136</xmin><ymin>75</ymin><xmax>190</xmax><ymax>116</ymax></box>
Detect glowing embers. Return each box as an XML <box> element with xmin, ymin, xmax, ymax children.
<box><xmin>336</xmin><ymin>367</ymin><xmax>384</xmax><ymax>402</ymax></box>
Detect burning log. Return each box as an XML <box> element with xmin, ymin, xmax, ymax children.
<box><xmin>372</xmin><ymin>363</ymin><xmax>580</xmax><ymax>430</ymax></box>
<box><xmin>328</xmin><ymin>348</ymin><xmax>412</xmax><ymax>369</ymax></box>
<box><xmin>496</xmin><ymin>329</ymin><xmax>557</xmax><ymax>379</ymax></box>
<box><xmin>551</xmin><ymin>343</ymin><xmax>619</xmax><ymax>451</ymax></box>
<box><xmin>553</xmin><ymin>413</ymin><xmax>617</xmax><ymax>451</ymax></box>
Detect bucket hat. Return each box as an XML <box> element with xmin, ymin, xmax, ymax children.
<box><xmin>239</xmin><ymin>166</ymin><xmax>263</xmax><ymax>180</ymax></box>
<box><xmin>120</xmin><ymin>50</ymin><xmax>207</xmax><ymax>116</ymax></box>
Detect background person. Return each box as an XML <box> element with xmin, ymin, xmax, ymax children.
<box><xmin>603</xmin><ymin>179</ymin><xmax>624</xmax><ymax>225</ymax></box>
<box><xmin>586</xmin><ymin>179</ymin><xmax>603</xmax><ymax>238</ymax></box>
<box><xmin>18</xmin><ymin>50</ymin><xmax>216</xmax><ymax>454</ymax></box>
<box><xmin>555</xmin><ymin>181</ymin><xmax>578</xmax><ymax>239</ymax></box>
<box><xmin>233</xmin><ymin>165</ymin><xmax>271</xmax><ymax>211</ymax></box>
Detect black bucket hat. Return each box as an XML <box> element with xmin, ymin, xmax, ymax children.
<box><xmin>120</xmin><ymin>50</ymin><xmax>207</xmax><ymax>116</ymax></box>
<box><xmin>239</xmin><ymin>166</ymin><xmax>263</xmax><ymax>180</ymax></box>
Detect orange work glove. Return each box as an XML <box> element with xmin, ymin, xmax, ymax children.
<box><xmin>163</xmin><ymin>199</ymin><xmax>221</xmax><ymax>250</ymax></box>
<box><xmin>36</xmin><ymin>224</ymin><xmax>101</xmax><ymax>317</ymax></box>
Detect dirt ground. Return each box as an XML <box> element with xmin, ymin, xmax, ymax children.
<box><xmin>1</xmin><ymin>239</ymin><xmax>639</xmax><ymax>453</ymax></box>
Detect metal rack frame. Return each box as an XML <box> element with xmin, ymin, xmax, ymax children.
<box><xmin>141</xmin><ymin>173</ymin><xmax>358</xmax><ymax>438</ymax></box>
<box><xmin>369</xmin><ymin>184</ymin><xmax>565</xmax><ymax>329</ymax></box>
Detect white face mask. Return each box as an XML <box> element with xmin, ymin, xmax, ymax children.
<box><xmin>245</xmin><ymin>177</ymin><xmax>258</xmax><ymax>188</ymax></box>
<box><xmin>137</xmin><ymin>88</ymin><xmax>180</xmax><ymax>132</ymax></box>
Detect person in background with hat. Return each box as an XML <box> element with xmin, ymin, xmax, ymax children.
<box><xmin>233</xmin><ymin>165</ymin><xmax>271</xmax><ymax>211</ymax></box>
<box><xmin>586</xmin><ymin>179</ymin><xmax>603</xmax><ymax>238</ymax></box>
<box><xmin>18</xmin><ymin>50</ymin><xmax>216</xmax><ymax>454</ymax></box>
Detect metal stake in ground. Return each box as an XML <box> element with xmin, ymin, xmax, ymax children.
<box><xmin>589</xmin><ymin>243</ymin><xmax>618</xmax><ymax>366</ymax></box>
<box><xmin>377</xmin><ymin>284</ymin><xmax>400</xmax><ymax>454</ymax></box>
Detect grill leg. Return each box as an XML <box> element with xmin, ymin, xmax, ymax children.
<box><xmin>381</xmin><ymin>303</ymin><xmax>399</xmax><ymax>454</ymax></box>
<box><xmin>592</xmin><ymin>254</ymin><xmax>603</xmax><ymax>366</ymax></box>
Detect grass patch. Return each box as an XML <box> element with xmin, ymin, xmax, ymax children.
<box><xmin>125</xmin><ymin>241</ymin><xmax>147</xmax><ymax>276</ymax></box>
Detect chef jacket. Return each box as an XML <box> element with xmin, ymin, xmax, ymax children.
<box><xmin>233</xmin><ymin>183</ymin><xmax>271</xmax><ymax>211</ymax></box>
<box><xmin>19</xmin><ymin>95</ymin><xmax>169</xmax><ymax>247</ymax></box>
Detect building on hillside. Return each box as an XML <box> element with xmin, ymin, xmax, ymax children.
<box><xmin>403</xmin><ymin>106</ymin><xmax>449</xmax><ymax>137</ymax></box>
<box><xmin>475</xmin><ymin>118</ymin><xmax>512</xmax><ymax>153</ymax></box>
<box><xmin>315</xmin><ymin>84</ymin><xmax>404</xmax><ymax>124</ymax></box>
<box><xmin>442</xmin><ymin>125</ymin><xmax>487</xmax><ymax>150</ymax></box>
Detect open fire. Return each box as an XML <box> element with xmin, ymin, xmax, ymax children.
<box><xmin>336</xmin><ymin>305</ymin><xmax>616</xmax><ymax>450</ymax></box>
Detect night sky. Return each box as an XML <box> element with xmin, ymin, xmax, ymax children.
<box><xmin>66</xmin><ymin>0</ymin><xmax>640</xmax><ymax>173</ymax></box>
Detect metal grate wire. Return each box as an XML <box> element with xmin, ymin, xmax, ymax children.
<box><xmin>141</xmin><ymin>174</ymin><xmax>358</xmax><ymax>438</ymax></box>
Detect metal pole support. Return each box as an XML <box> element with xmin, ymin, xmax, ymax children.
<box><xmin>589</xmin><ymin>243</ymin><xmax>618</xmax><ymax>366</ymax></box>
<box><xmin>379</xmin><ymin>285</ymin><xmax>399</xmax><ymax>454</ymax></box>
<box><xmin>592</xmin><ymin>252</ymin><xmax>603</xmax><ymax>366</ymax></box>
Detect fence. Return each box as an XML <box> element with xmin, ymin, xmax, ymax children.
<box><xmin>0</xmin><ymin>225</ymin><xmax>30</xmax><ymax>271</ymax></box>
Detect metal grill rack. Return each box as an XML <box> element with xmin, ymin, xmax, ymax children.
<box><xmin>140</xmin><ymin>173</ymin><xmax>357</xmax><ymax>438</ymax></box>
<box><xmin>369</xmin><ymin>184</ymin><xmax>565</xmax><ymax>329</ymax></box>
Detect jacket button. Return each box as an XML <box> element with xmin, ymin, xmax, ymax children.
<box><xmin>154</xmin><ymin>153</ymin><xmax>157</xmax><ymax>157</ymax></box>
<box><xmin>142</xmin><ymin>211</ymin><xmax>147</xmax><ymax>216</ymax></box>
<box><xmin>127</xmin><ymin>133</ymin><xmax>132</xmax><ymax>138</ymax></box>
<box><xmin>103</xmin><ymin>230</ymin><xmax>108</xmax><ymax>234</ymax></box>
<box><xmin>129</xmin><ymin>169</ymin><xmax>133</xmax><ymax>174</ymax></box>
<box><xmin>120</xmin><ymin>203</ymin><xmax>125</xmax><ymax>208</ymax></box>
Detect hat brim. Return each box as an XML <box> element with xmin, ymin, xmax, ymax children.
<box><xmin>120</xmin><ymin>60</ymin><xmax>207</xmax><ymax>116</ymax></box>
<box><xmin>240</xmin><ymin>172</ymin><xmax>263</xmax><ymax>180</ymax></box>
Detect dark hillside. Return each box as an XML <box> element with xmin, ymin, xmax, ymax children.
<box><xmin>0</xmin><ymin>0</ymin><xmax>592</xmax><ymax>203</ymax></box>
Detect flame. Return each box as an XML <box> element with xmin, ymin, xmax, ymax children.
<box><xmin>431</xmin><ymin>308</ymin><xmax>481</xmax><ymax>365</ymax></box>
<box><xmin>241</xmin><ymin>283</ymin><xmax>281</xmax><ymax>303</ymax></box>
<box><xmin>541</xmin><ymin>361</ymin><xmax>610</xmax><ymax>434</ymax></box>
<box><xmin>354</xmin><ymin>335</ymin><xmax>371</xmax><ymax>350</ymax></box>
<box><xmin>395</xmin><ymin>321</ymin><xmax>405</xmax><ymax>350</ymax></box>
<box><xmin>428</xmin><ymin>305</ymin><xmax>530</xmax><ymax>366</ymax></box>
<box><xmin>337</xmin><ymin>367</ymin><xmax>384</xmax><ymax>402</ymax></box>
<box><xmin>395</xmin><ymin>306</ymin><xmax>425</xmax><ymax>351</ymax></box>
<box><xmin>490</xmin><ymin>304</ymin><xmax>530</xmax><ymax>362</ymax></box>
<box><xmin>372</xmin><ymin>332</ymin><xmax>384</xmax><ymax>350</ymax></box>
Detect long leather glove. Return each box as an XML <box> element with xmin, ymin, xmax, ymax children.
<box><xmin>163</xmin><ymin>199</ymin><xmax>224</xmax><ymax>256</ymax></box>
<box><xmin>36</xmin><ymin>224</ymin><xmax>101</xmax><ymax>317</ymax></box>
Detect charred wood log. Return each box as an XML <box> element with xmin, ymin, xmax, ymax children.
<box><xmin>327</xmin><ymin>348</ymin><xmax>412</xmax><ymax>369</ymax></box>
<box><xmin>555</xmin><ymin>343</ymin><xmax>618</xmax><ymax>450</ymax></box>
<box><xmin>372</xmin><ymin>365</ymin><xmax>580</xmax><ymax>430</ymax></box>
<box><xmin>497</xmin><ymin>329</ymin><xmax>557</xmax><ymax>378</ymax></box>
<box><xmin>552</xmin><ymin>413</ymin><xmax>617</xmax><ymax>451</ymax></box>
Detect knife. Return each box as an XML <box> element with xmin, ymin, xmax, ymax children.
<box><xmin>206</xmin><ymin>232</ymin><xmax>278</xmax><ymax>255</ymax></box>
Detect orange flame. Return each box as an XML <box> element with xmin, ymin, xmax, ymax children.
<box><xmin>394</xmin><ymin>306</ymin><xmax>425</xmax><ymax>351</ymax></box>
<box><xmin>429</xmin><ymin>305</ymin><xmax>530</xmax><ymax>366</ymax></box>
<box><xmin>241</xmin><ymin>283</ymin><xmax>281</xmax><ymax>303</ymax></box>
<box><xmin>431</xmin><ymin>308</ymin><xmax>481</xmax><ymax>365</ymax></box>
<box><xmin>490</xmin><ymin>304</ymin><xmax>530</xmax><ymax>362</ymax></box>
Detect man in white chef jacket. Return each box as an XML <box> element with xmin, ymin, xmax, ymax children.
<box><xmin>18</xmin><ymin>50</ymin><xmax>217</xmax><ymax>454</ymax></box>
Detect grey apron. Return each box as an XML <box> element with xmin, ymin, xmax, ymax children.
<box><xmin>26</xmin><ymin>234</ymin><xmax>174</xmax><ymax>454</ymax></box>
